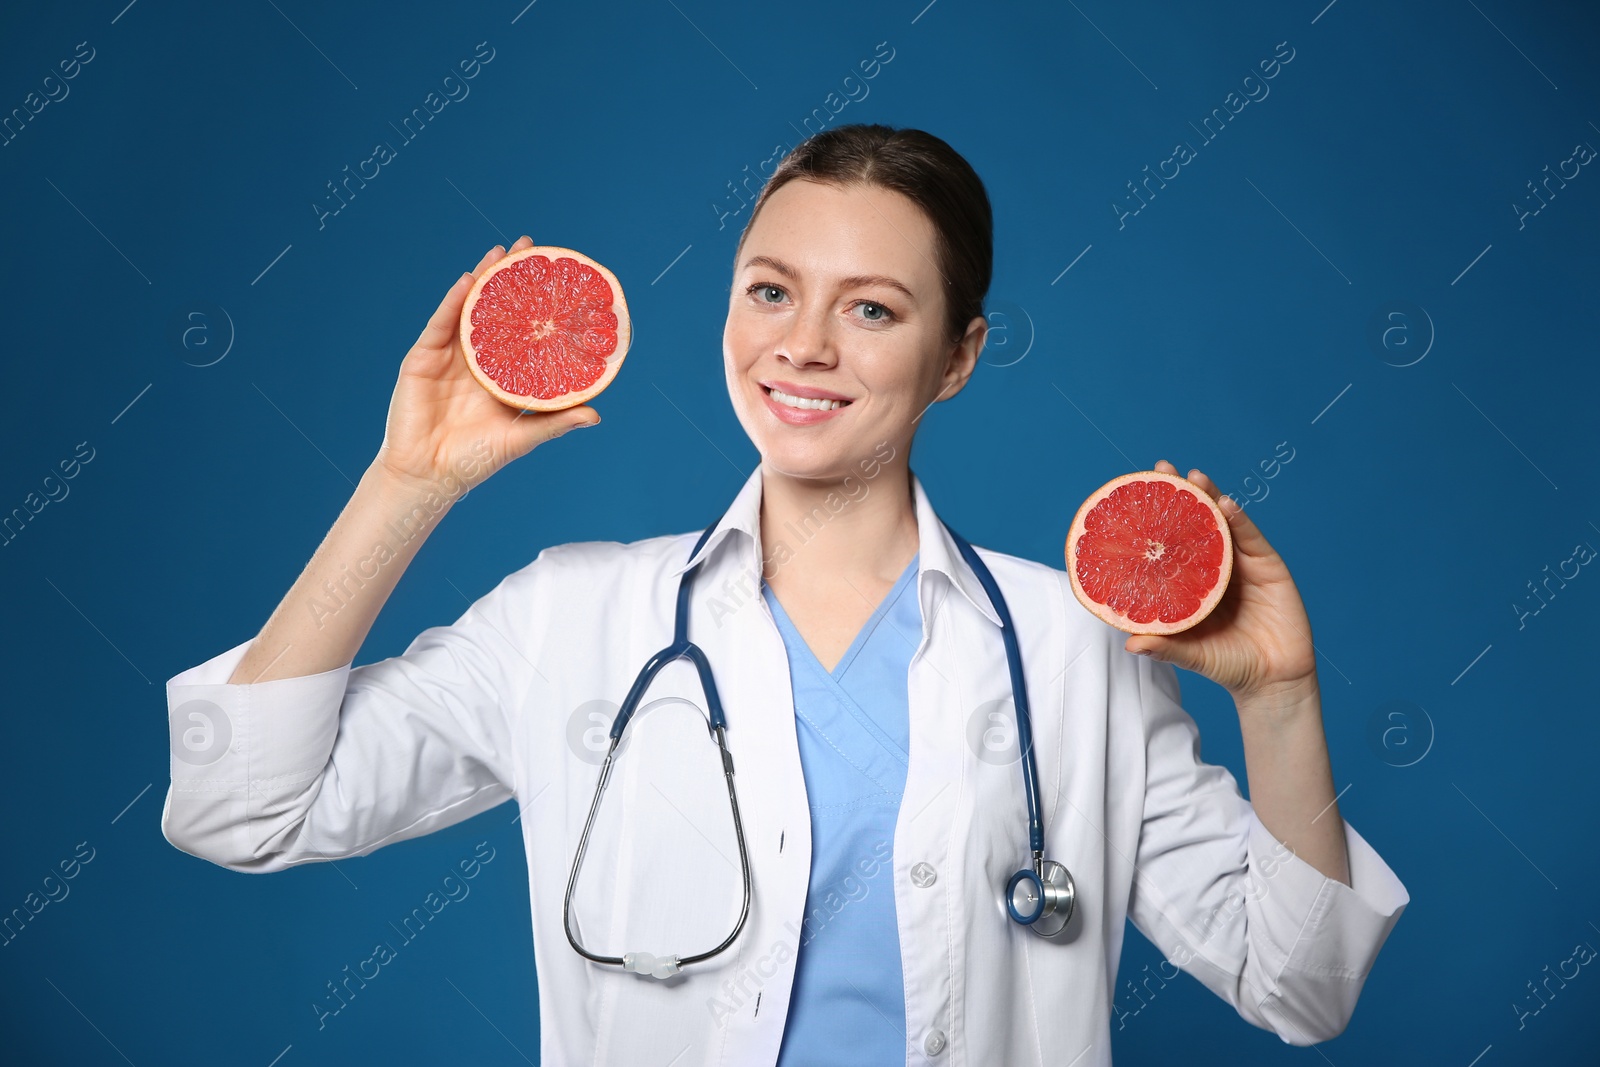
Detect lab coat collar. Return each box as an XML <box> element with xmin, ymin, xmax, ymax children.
<box><xmin>669</xmin><ymin>463</ymin><xmax>1004</xmax><ymax>628</ymax></box>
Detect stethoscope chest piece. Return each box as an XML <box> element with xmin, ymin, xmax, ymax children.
<box><xmin>1005</xmin><ymin>859</ymin><xmax>1076</xmax><ymax>939</ymax></box>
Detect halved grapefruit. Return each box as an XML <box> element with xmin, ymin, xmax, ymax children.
<box><xmin>459</xmin><ymin>245</ymin><xmax>631</xmax><ymax>411</ymax></box>
<box><xmin>1065</xmin><ymin>470</ymin><xmax>1233</xmax><ymax>635</ymax></box>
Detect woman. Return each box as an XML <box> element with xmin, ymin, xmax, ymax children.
<box><xmin>162</xmin><ymin>124</ymin><xmax>1408</xmax><ymax>1065</ymax></box>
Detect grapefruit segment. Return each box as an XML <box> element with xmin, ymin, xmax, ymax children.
<box><xmin>459</xmin><ymin>245</ymin><xmax>631</xmax><ymax>411</ymax></box>
<box><xmin>1065</xmin><ymin>470</ymin><xmax>1233</xmax><ymax>635</ymax></box>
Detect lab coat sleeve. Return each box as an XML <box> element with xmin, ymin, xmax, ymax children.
<box><xmin>160</xmin><ymin>556</ymin><xmax>546</xmax><ymax>873</ymax></box>
<box><xmin>1123</xmin><ymin>654</ymin><xmax>1409</xmax><ymax>1045</ymax></box>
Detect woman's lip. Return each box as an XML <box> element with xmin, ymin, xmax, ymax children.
<box><xmin>761</xmin><ymin>379</ymin><xmax>854</xmax><ymax>401</ymax></box>
<box><xmin>761</xmin><ymin>385</ymin><xmax>850</xmax><ymax>425</ymax></box>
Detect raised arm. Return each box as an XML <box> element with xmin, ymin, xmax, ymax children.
<box><xmin>1122</xmin><ymin>461</ymin><xmax>1408</xmax><ymax>1043</ymax></box>
<box><xmin>230</xmin><ymin>236</ymin><xmax>600</xmax><ymax>686</ymax></box>
<box><xmin>164</xmin><ymin>236</ymin><xmax>599</xmax><ymax>871</ymax></box>
<box><xmin>1123</xmin><ymin>461</ymin><xmax>1347</xmax><ymax>882</ymax></box>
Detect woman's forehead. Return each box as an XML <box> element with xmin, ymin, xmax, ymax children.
<box><xmin>738</xmin><ymin>180</ymin><xmax>940</xmax><ymax>295</ymax></box>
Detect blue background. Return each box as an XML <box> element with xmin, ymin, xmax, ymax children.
<box><xmin>2</xmin><ymin>0</ymin><xmax>1596</xmax><ymax>1063</ymax></box>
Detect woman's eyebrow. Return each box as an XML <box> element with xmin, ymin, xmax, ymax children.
<box><xmin>741</xmin><ymin>254</ymin><xmax>918</xmax><ymax>305</ymax></box>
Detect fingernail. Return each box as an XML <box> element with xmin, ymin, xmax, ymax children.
<box><xmin>578</xmin><ymin>417</ymin><xmax>600</xmax><ymax>428</ymax></box>
<box><xmin>556</xmin><ymin>420</ymin><xmax>597</xmax><ymax>439</ymax></box>
<box><xmin>1132</xmin><ymin>648</ymin><xmax>1153</xmax><ymax>657</ymax></box>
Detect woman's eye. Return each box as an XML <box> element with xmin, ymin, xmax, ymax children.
<box><xmin>749</xmin><ymin>284</ymin><xmax>785</xmax><ymax>304</ymax></box>
<box><xmin>856</xmin><ymin>302</ymin><xmax>893</xmax><ymax>323</ymax></box>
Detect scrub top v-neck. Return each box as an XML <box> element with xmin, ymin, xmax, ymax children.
<box><xmin>763</xmin><ymin>552</ymin><xmax>920</xmax><ymax>1066</ymax></box>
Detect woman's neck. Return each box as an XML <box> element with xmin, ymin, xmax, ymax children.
<box><xmin>757</xmin><ymin>461</ymin><xmax>919</xmax><ymax>592</ymax></box>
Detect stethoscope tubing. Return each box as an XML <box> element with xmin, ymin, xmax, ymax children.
<box><xmin>943</xmin><ymin>522</ymin><xmax>1048</xmax><ymax>868</ymax></box>
<box><xmin>564</xmin><ymin>512</ymin><xmax>753</xmax><ymax>970</ymax></box>
<box><xmin>563</xmin><ymin>493</ymin><xmax>1067</xmax><ymax>973</ymax></box>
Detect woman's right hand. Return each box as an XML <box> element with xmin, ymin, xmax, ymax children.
<box><xmin>372</xmin><ymin>235</ymin><xmax>601</xmax><ymax>495</ymax></box>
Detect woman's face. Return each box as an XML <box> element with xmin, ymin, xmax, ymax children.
<box><xmin>724</xmin><ymin>179</ymin><xmax>984</xmax><ymax>480</ymax></box>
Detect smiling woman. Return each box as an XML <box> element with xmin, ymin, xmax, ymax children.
<box><xmin>718</xmin><ymin>127</ymin><xmax>995</xmax><ymax>675</ymax></box>
<box><xmin>162</xmin><ymin>122</ymin><xmax>1406</xmax><ymax>1067</ymax></box>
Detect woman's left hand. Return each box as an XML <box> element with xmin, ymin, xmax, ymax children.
<box><xmin>1123</xmin><ymin>460</ymin><xmax>1319</xmax><ymax>702</ymax></box>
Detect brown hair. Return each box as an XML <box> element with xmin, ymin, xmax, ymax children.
<box><xmin>733</xmin><ymin>124</ymin><xmax>993</xmax><ymax>346</ymax></box>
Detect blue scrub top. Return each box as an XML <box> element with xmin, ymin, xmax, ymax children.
<box><xmin>764</xmin><ymin>553</ymin><xmax>920</xmax><ymax>1065</ymax></box>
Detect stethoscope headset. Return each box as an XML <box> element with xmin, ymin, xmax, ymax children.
<box><xmin>563</xmin><ymin>503</ymin><xmax>1075</xmax><ymax>980</ymax></box>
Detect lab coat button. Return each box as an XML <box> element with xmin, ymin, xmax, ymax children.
<box><xmin>924</xmin><ymin>1029</ymin><xmax>947</xmax><ymax>1055</ymax></box>
<box><xmin>910</xmin><ymin>862</ymin><xmax>937</xmax><ymax>888</ymax></box>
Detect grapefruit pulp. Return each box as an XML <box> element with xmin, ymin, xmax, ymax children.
<box><xmin>459</xmin><ymin>245</ymin><xmax>630</xmax><ymax>411</ymax></box>
<box><xmin>1065</xmin><ymin>470</ymin><xmax>1233</xmax><ymax>635</ymax></box>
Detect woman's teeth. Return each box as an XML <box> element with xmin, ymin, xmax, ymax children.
<box><xmin>767</xmin><ymin>386</ymin><xmax>848</xmax><ymax>411</ymax></box>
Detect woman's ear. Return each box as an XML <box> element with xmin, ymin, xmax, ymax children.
<box><xmin>938</xmin><ymin>314</ymin><xmax>988</xmax><ymax>401</ymax></box>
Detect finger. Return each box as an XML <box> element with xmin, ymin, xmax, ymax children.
<box><xmin>509</xmin><ymin>234</ymin><xmax>534</xmax><ymax>252</ymax></box>
<box><xmin>1156</xmin><ymin>461</ymin><xmax>1225</xmax><ymax>508</ymax></box>
<box><xmin>1212</xmin><ymin>486</ymin><xmax>1279</xmax><ymax>558</ymax></box>
<box><xmin>1176</xmin><ymin>466</ymin><xmax>1279</xmax><ymax>559</ymax></box>
<box><xmin>1153</xmin><ymin>463</ymin><xmax>1277</xmax><ymax>559</ymax></box>
<box><xmin>508</xmin><ymin>404</ymin><xmax>601</xmax><ymax>454</ymax></box>
<box><xmin>553</xmin><ymin>405</ymin><xmax>600</xmax><ymax>435</ymax></box>
<box><xmin>412</xmin><ymin>271</ymin><xmax>475</xmax><ymax>352</ymax></box>
<box><xmin>414</xmin><ymin>242</ymin><xmax>515</xmax><ymax>354</ymax></box>
<box><xmin>1124</xmin><ymin>633</ymin><xmax>1204</xmax><ymax>672</ymax></box>
<box><xmin>1155</xmin><ymin>460</ymin><xmax>1219</xmax><ymax>510</ymax></box>
<box><xmin>1183</xmin><ymin>467</ymin><xmax>1224</xmax><ymax>503</ymax></box>
<box><xmin>472</xmin><ymin>244</ymin><xmax>506</xmax><ymax>278</ymax></box>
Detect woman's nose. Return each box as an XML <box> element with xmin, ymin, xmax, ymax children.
<box><xmin>777</xmin><ymin>307</ymin><xmax>837</xmax><ymax>368</ymax></box>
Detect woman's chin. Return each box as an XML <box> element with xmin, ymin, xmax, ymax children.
<box><xmin>759</xmin><ymin>439</ymin><xmax>873</xmax><ymax>481</ymax></box>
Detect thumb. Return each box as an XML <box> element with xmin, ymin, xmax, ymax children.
<box><xmin>501</xmin><ymin>407</ymin><xmax>601</xmax><ymax>463</ymax></box>
<box><xmin>539</xmin><ymin>407</ymin><xmax>601</xmax><ymax>444</ymax></box>
<box><xmin>1124</xmin><ymin>635</ymin><xmax>1200</xmax><ymax>672</ymax></box>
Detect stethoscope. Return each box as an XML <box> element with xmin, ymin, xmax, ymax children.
<box><xmin>563</xmin><ymin>504</ymin><xmax>1076</xmax><ymax>980</ymax></box>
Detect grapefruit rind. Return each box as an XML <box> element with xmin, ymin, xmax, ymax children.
<box><xmin>1064</xmin><ymin>470</ymin><xmax>1234</xmax><ymax>636</ymax></box>
<box><xmin>459</xmin><ymin>244</ymin><xmax>632</xmax><ymax>412</ymax></box>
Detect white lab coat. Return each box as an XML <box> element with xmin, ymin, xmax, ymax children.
<box><xmin>161</xmin><ymin>465</ymin><xmax>1409</xmax><ymax>1066</ymax></box>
